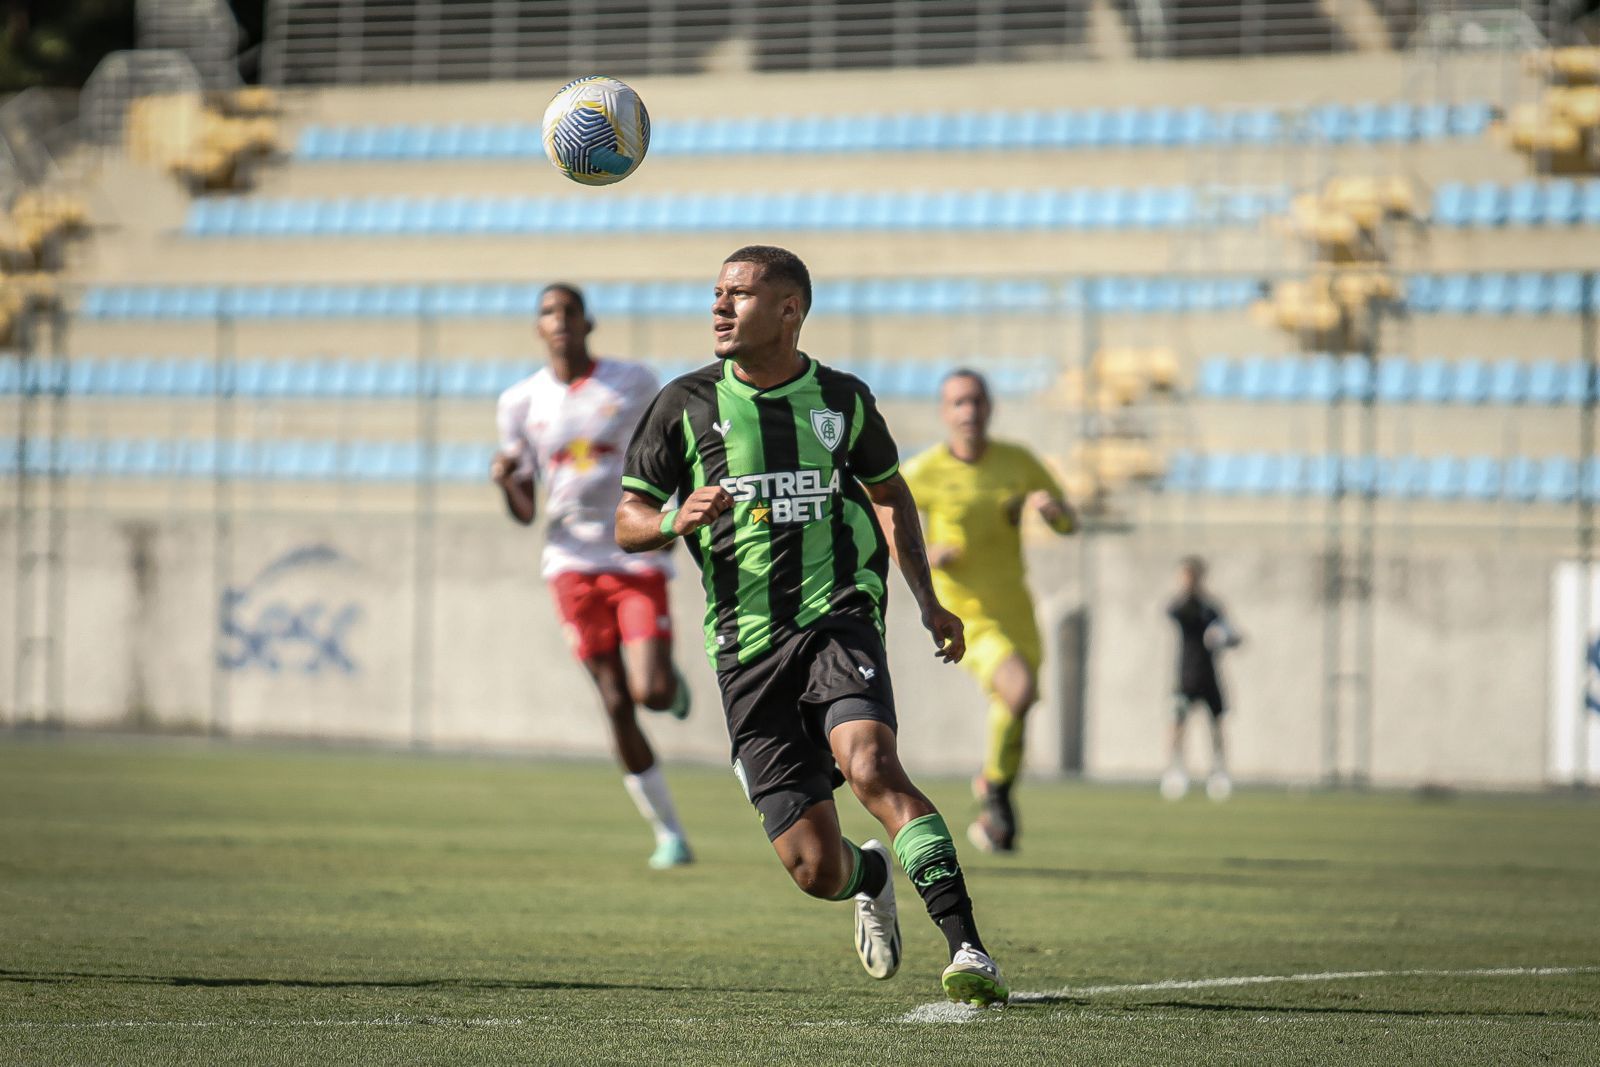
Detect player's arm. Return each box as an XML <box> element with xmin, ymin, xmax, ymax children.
<box><xmin>863</xmin><ymin>473</ymin><xmax>964</xmax><ymax>665</ymax></box>
<box><xmin>1020</xmin><ymin>450</ymin><xmax>1076</xmax><ymax>535</ymax></box>
<box><xmin>490</xmin><ymin>443</ymin><xmax>537</xmax><ymax>525</ymax></box>
<box><xmin>616</xmin><ymin>485</ymin><xmax>733</xmax><ymax>552</ymax></box>
<box><xmin>492</xmin><ymin>393</ymin><xmax>538</xmax><ymax>525</ymax></box>
<box><xmin>617</xmin><ymin>381</ymin><xmax>720</xmax><ymax>552</ymax></box>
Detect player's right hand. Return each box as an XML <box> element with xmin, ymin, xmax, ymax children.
<box><xmin>490</xmin><ymin>444</ymin><xmax>523</xmax><ymax>486</ymax></box>
<box><xmin>673</xmin><ymin>485</ymin><xmax>734</xmax><ymax>535</ymax></box>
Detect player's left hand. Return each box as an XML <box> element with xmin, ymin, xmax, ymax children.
<box><xmin>923</xmin><ymin>604</ymin><xmax>965</xmax><ymax>664</ymax></box>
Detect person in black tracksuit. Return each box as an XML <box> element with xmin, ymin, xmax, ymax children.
<box><xmin>1161</xmin><ymin>556</ymin><xmax>1242</xmax><ymax>801</ymax></box>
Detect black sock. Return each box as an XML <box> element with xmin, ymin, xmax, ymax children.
<box><xmin>926</xmin><ymin>873</ymin><xmax>986</xmax><ymax>957</ymax></box>
<box><xmin>858</xmin><ymin>845</ymin><xmax>889</xmax><ymax>899</ymax></box>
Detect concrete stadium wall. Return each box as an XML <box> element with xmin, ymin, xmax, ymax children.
<box><xmin>0</xmin><ymin>509</ymin><xmax>1567</xmax><ymax>789</ymax></box>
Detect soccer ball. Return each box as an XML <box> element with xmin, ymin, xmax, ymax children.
<box><xmin>541</xmin><ymin>75</ymin><xmax>651</xmax><ymax>187</ymax></box>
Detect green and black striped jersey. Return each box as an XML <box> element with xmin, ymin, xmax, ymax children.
<box><xmin>622</xmin><ymin>355</ymin><xmax>900</xmax><ymax>670</ymax></box>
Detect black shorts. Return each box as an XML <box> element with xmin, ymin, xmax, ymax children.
<box><xmin>718</xmin><ymin>614</ymin><xmax>897</xmax><ymax>841</ymax></box>
<box><xmin>1174</xmin><ymin>682</ymin><xmax>1226</xmax><ymax>719</ymax></box>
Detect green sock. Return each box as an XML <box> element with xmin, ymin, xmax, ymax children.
<box><xmin>893</xmin><ymin>813</ymin><xmax>985</xmax><ymax>956</ymax></box>
<box><xmin>826</xmin><ymin>839</ymin><xmax>867</xmax><ymax>901</ymax></box>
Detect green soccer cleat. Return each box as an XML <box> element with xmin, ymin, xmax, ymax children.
<box><xmin>648</xmin><ymin>834</ymin><xmax>693</xmax><ymax>870</ymax></box>
<box><xmin>941</xmin><ymin>944</ymin><xmax>1010</xmax><ymax>1007</ymax></box>
<box><xmin>655</xmin><ymin>668</ymin><xmax>692</xmax><ymax>721</ymax></box>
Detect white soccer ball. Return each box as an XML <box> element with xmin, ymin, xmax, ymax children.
<box><xmin>540</xmin><ymin>75</ymin><xmax>651</xmax><ymax>187</ymax></box>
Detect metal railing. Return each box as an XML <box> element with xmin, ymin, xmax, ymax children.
<box><xmin>258</xmin><ymin>0</ymin><xmax>1578</xmax><ymax>87</ymax></box>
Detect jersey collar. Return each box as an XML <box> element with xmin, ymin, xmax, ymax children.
<box><xmin>721</xmin><ymin>353</ymin><xmax>815</xmax><ymax>399</ymax></box>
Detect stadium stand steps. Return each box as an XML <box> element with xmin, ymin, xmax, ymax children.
<box><xmin>182</xmin><ymin>185</ymin><xmax>1296</xmax><ymax>237</ymax></box>
<box><xmin>293</xmin><ymin>101</ymin><xmax>1494</xmax><ymax>162</ymax></box>
<box><xmin>79</xmin><ymin>271</ymin><xmax>1598</xmax><ymax>321</ymax></box>
<box><xmin>1163</xmin><ymin>451</ymin><xmax>1598</xmax><ymax>504</ymax></box>
<box><xmin>1196</xmin><ymin>354</ymin><xmax>1597</xmax><ymax>406</ymax></box>
<box><xmin>0</xmin><ymin>353</ymin><xmax>1054</xmax><ymax>402</ymax></box>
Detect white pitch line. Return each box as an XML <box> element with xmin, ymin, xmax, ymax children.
<box><xmin>896</xmin><ymin>965</ymin><xmax>1600</xmax><ymax>1024</ymax></box>
<box><xmin>3</xmin><ymin>966</ymin><xmax>1595</xmax><ymax>1031</ymax></box>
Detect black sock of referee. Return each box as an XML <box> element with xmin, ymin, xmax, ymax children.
<box><xmin>894</xmin><ymin>813</ymin><xmax>987</xmax><ymax>958</ymax></box>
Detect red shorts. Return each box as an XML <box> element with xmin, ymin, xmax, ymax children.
<box><xmin>548</xmin><ymin>570</ymin><xmax>672</xmax><ymax>662</ymax></box>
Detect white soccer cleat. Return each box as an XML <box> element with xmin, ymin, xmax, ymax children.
<box><xmin>1206</xmin><ymin>770</ymin><xmax>1233</xmax><ymax>802</ymax></box>
<box><xmin>853</xmin><ymin>839</ymin><xmax>900</xmax><ymax>980</ymax></box>
<box><xmin>1160</xmin><ymin>767</ymin><xmax>1189</xmax><ymax>801</ymax></box>
<box><xmin>941</xmin><ymin>943</ymin><xmax>1010</xmax><ymax>1007</ymax></box>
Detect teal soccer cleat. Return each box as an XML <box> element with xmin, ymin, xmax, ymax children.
<box><xmin>648</xmin><ymin>833</ymin><xmax>693</xmax><ymax>870</ymax></box>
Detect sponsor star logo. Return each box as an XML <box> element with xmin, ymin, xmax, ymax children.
<box><xmin>749</xmin><ymin>505</ymin><xmax>772</xmax><ymax>524</ymax></box>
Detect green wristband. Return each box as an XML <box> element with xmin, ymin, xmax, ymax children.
<box><xmin>659</xmin><ymin>508</ymin><xmax>680</xmax><ymax>539</ymax></box>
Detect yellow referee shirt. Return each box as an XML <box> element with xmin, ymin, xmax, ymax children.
<box><xmin>902</xmin><ymin>440</ymin><xmax>1065</xmax><ymax>676</ymax></box>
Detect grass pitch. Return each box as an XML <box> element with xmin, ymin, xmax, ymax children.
<box><xmin>2</xmin><ymin>737</ymin><xmax>1597</xmax><ymax>1065</ymax></box>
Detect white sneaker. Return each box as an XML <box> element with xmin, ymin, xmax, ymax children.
<box><xmin>941</xmin><ymin>943</ymin><xmax>1010</xmax><ymax>1006</ymax></box>
<box><xmin>1206</xmin><ymin>771</ymin><xmax>1232</xmax><ymax>802</ymax></box>
<box><xmin>853</xmin><ymin>839</ymin><xmax>900</xmax><ymax>979</ymax></box>
<box><xmin>1160</xmin><ymin>767</ymin><xmax>1189</xmax><ymax>801</ymax></box>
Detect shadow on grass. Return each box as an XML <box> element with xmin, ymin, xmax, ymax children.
<box><xmin>1006</xmin><ymin>995</ymin><xmax>1589</xmax><ymax>1022</ymax></box>
<box><xmin>976</xmin><ymin>866</ymin><xmax>1295</xmax><ymax>888</ymax></box>
<box><xmin>0</xmin><ymin>969</ymin><xmax>781</xmax><ymax>995</ymax></box>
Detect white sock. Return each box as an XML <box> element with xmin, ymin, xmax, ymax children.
<box><xmin>623</xmin><ymin>764</ymin><xmax>685</xmax><ymax>844</ymax></box>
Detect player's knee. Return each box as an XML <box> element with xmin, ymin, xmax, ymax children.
<box><xmin>842</xmin><ymin>743</ymin><xmax>901</xmax><ymax>795</ymax></box>
<box><xmin>631</xmin><ymin>675</ymin><xmax>674</xmax><ymax>710</ymax></box>
<box><xmin>784</xmin><ymin>848</ymin><xmax>846</xmax><ymax>898</ymax></box>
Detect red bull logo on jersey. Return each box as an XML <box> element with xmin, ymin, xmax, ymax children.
<box><xmin>720</xmin><ymin>468</ymin><xmax>840</xmax><ymax>525</ymax></box>
<box><xmin>551</xmin><ymin>438</ymin><xmax>616</xmax><ymax>472</ymax></box>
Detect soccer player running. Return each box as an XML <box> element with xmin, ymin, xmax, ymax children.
<box><xmin>493</xmin><ymin>283</ymin><xmax>694</xmax><ymax>870</ymax></box>
<box><xmin>1162</xmin><ymin>555</ymin><xmax>1243</xmax><ymax>802</ymax></box>
<box><xmin>901</xmin><ymin>370</ymin><xmax>1075</xmax><ymax>855</ymax></box>
<box><xmin>615</xmin><ymin>246</ymin><xmax>1008</xmax><ymax>1006</ymax></box>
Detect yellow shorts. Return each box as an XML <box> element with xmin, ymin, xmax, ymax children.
<box><xmin>960</xmin><ymin>614</ymin><xmax>1042</xmax><ymax>693</ymax></box>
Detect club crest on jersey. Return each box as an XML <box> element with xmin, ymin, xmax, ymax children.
<box><xmin>809</xmin><ymin>408</ymin><xmax>844</xmax><ymax>452</ymax></box>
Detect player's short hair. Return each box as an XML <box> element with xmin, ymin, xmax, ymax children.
<box><xmin>941</xmin><ymin>367</ymin><xmax>991</xmax><ymax>402</ymax></box>
<box><xmin>724</xmin><ymin>245</ymin><xmax>812</xmax><ymax>314</ymax></box>
<box><xmin>539</xmin><ymin>282</ymin><xmax>588</xmax><ymax>317</ymax></box>
<box><xmin>1180</xmin><ymin>555</ymin><xmax>1207</xmax><ymax>577</ymax></box>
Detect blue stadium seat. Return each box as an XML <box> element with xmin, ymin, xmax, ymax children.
<box><xmin>1414</xmin><ymin>103</ymin><xmax>1451</xmax><ymax>140</ymax></box>
<box><xmin>1511</xmin><ymin>272</ymin><xmax>1552</xmax><ymax>315</ymax></box>
<box><xmin>1195</xmin><ymin>355</ymin><xmax>1236</xmax><ymax>399</ymax></box>
<box><xmin>1538</xmin><ymin>456</ymin><xmax>1578</xmax><ymax>504</ymax></box>
<box><xmin>1503</xmin><ymin>456</ymin><xmax>1541</xmax><ymax>502</ymax></box>
<box><xmin>1413</xmin><ymin>357</ymin><xmax>1454</xmax><ymax>405</ymax></box>
<box><xmin>1525</xmin><ymin>359</ymin><xmax>1565</xmax><ymax>405</ymax></box>
<box><xmin>1487</xmin><ymin>359</ymin><xmax>1527</xmax><ymax>405</ymax></box>
<box><xmin>1339</xmin><ymin>355</ymin><xmax>1373</xmax><ymax>401</ymax></box>
<box><xmin>1431</xmin><ymin>182</ymin><xmax>1469</xmax><ymax>227</ymax></box>
<box><xmin>1463</xmin><ymin>456</ymin><xmax>1501</xmax><ymax>501</ymax></box>
<box><xmin>1476</xmin><ymin>272</ymin><xmax>1514</xmax><ymax>315</ymax></box>
<box><xmin>1582</xmin><ymin>180</ymin><xmax>1600</xmax><ymax>226</ymax></box>
<box><xmin>1468</xmin><ymin>181</ymin><xmax>1507</xmax><ymax>227</ymax></box>
<box><xmin>1163</xmin><ymin>450</ymin><xmax>1200</xmax><ymax>493</ymax></box>
<box><xmin>1376</xmin><ymin>358</ymin><xmax>1416</xmax><ymax>404</ymax></box>
<box><xmin>1505</xmin><ymin>180</ymin><xmax>1544</xmax><ymax>226</ymax></box>
<box><xmin>1379</xmin><ymin>455</ymin><xmax>1425</xmax><ymax>499</ymax></box>
<box><xmin>1449</xmin><ymin>101</ymin><xmax>1492</xmax><ymax>137</ymax></box>
<box><xmin>1584</xmin><ymin>457</ymin><xmax>1600</xmax><ymax>504</ymax></box>
<box><xmin>1550</xmin><ymin>272</ymin><xmax>1587</xmax><ymax>315</ymax></box>
<box><xmin>1424</xmin><ymin>456</ymin><xmax>1467</xmax><ymax>501</ymax></box>
<box><xmin>1435</xmin><ymin>273</ymin><xmax>1476</xmax><ymax>314</ymax></box>
<box><xmin>1204</xmin><ymin>453</ymin><xmax>1249</xmax><ymax>495</ymax></box>
<box><xmin>1450</xmin><ymin>357</ymin><xmax>1490</xmax><ymax>405</ymax></box>
<box><xmin>1557</xmin><ymin>361</ymin><xmax>1593</xmax><ymax>405</ymax></box>
<box><xmin>1545</xmin><ymin>179</ymin><xmax>1580</xmax><ymax>225</ymax></box>
<box><xmin>1304</xmin><ymin>354</ymin><xmax>1340</xmax><ymax>403</ymax></box>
